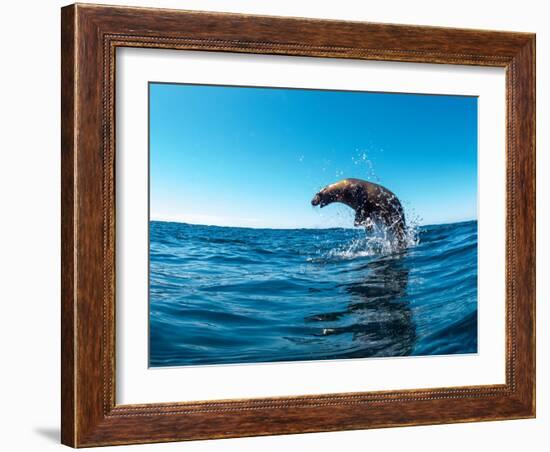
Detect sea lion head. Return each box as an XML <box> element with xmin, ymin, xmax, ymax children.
<box><xmin>310</xmin><ymin>191</ymin><xmax>327</xmax><ymax>207</ymax></box>
<box><xmin>311</xmin><ymin>188</ymin><xmax>338</xmax><ymax>208</ymax></box>
<box><xmin>311</xmin><ymin>180</ymin><xmax>349</xmax><ymax>208</ymax></box>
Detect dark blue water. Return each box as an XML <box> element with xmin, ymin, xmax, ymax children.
<box><xmin>149</xmin><ymin>220</ymin><xmax>477</xmax><ymax>367</ymax></box>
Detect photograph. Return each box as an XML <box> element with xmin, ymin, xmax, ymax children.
<box><xmin>148</xmin><ymin>82</ymin><xmax>479</xmax><ymax>367</ymax></box>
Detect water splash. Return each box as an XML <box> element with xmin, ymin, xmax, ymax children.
<box><xmin>323</xmin><ymin>219</ymin><xmax>419</xmax><ymax>261</ymax></box>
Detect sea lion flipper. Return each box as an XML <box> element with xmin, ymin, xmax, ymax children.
<box><xmin>354</xmin><ymin>211</ymin><xmax>372</xmax><ymax>229</ymax></box>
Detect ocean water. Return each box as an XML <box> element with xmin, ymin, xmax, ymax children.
<box><xmin>149</xmin><ymin>220</ymin><xmax>478</xmax><ymax>367</ymax></box>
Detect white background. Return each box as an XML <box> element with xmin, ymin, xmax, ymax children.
<box><xmin>117</xmin><ymin>49</ymin><xmax>506</xmax><ymax>404</ymax></box>
<box><xmin>0</xmin><ymin>1</ymin><xmax>546</xmax><ymax>451</ymax></box>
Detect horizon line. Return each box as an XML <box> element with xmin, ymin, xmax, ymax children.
<box><xmin>149</xmin><ymin>217</ymin><xmax>478</xmax><ymax>231</ymax></box>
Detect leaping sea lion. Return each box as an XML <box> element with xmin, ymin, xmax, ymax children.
<box><xmin>311</xmin><ymin>178</ymin><xmax>407</xmax><ymax>247</ymax></box>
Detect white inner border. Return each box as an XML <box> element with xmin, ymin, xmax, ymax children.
<box><xmin>116</xmin><ymin>48</ymin><xmax>506</xmax><ymax>405</ymax></box>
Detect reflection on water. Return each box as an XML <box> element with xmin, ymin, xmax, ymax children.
<box><xmin>306</xmin><ymin>256</ymin><xmax>415</xmax><ymax>358</ymax></box>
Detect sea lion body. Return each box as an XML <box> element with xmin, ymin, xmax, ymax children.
<box><xmin>311</xmin><ymin>178</ymin><xmax>407</xmax><ymax>247</ymax></box>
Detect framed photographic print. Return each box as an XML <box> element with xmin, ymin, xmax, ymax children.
<box><xmin>61</xmin><ymin>3</ymin><xmax>536</xmax><ymax>447</ymax></box>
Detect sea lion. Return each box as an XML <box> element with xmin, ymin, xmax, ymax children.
<box><xmin>311</xmin><ymin>178</ymin><xmax>407</xmax><ymax>247</ymax></box>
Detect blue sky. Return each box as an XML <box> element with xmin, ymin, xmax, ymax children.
<box><xmin>149</xmin><ymin>83</ymin><xmax>477</xmax><ymax>228</ymax></box>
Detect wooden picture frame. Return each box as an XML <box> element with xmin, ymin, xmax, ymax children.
<box><xmin>61</xmin><ymin>3</ymin><xmax>535</xmax><ymax>447</ymax></box>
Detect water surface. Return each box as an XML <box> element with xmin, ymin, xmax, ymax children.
<box><xmin>149</xmin><ymin>220</ymin><xmax>477</xmax><ymax>367</ymax></box>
